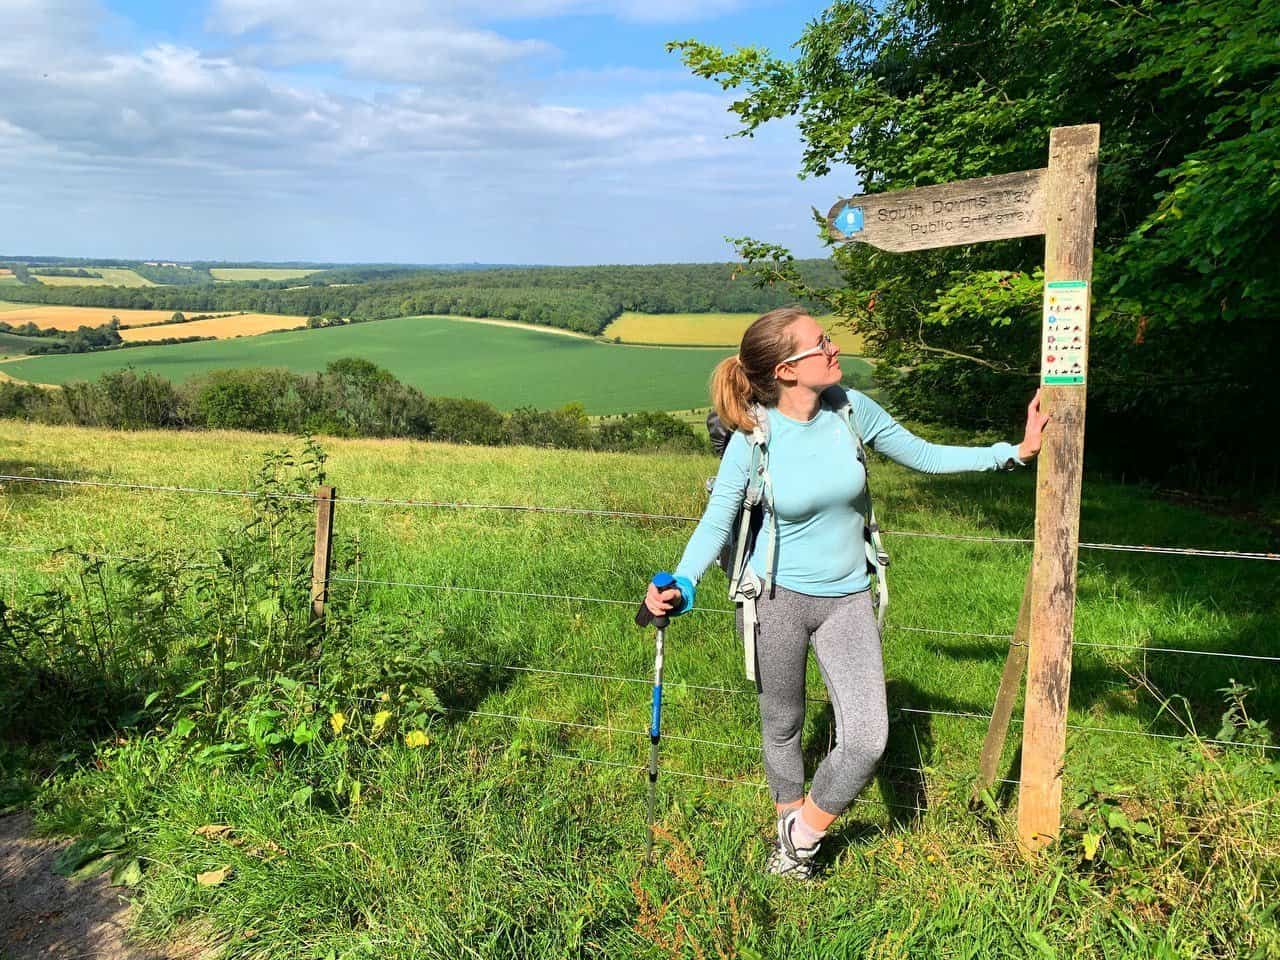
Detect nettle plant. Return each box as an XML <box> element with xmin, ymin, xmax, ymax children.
<box><xmin>1059</xmin><ymin>681</ymin><xmax>1278</xmax><ymax>926</ymax></box>
<box><xmin>1</xmin><ymin>438</ymin><xmax>446</xmax><ymax>780</ymax></box>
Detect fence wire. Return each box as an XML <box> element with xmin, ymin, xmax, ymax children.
<box><xmin>333</xmin><ymin>573</ymin><xmax>1280</xmax><ymax>665</ymax></box>
<box><xmin>3</xmin><ymin>473</ymin><xmax>1277</xmax><ymax>561</ymax></box>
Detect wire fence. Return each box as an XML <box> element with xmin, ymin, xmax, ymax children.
<box><xmin>3</xmin><ymin>469</ymin><xmax>1278</xmax><ymax>824</ymax></box>
<box><xmin>3</xmin><ymin>473</ymin><xmax>1278</xmax><ymax>561</ymax></box>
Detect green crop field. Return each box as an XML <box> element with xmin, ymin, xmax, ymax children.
<box><xmin>211</xmin><ymin>267</ymin><xmax>318</xmax><ymax>281</ymax></box>
<box><xmin>1</xmin><ymin>422</ymin><xmax>1275</xmax><ymax>958</ymax></box>
<box><xmin>605</xmin><ymin>312</ymin><xmax>868</xmax><ymax>354</ymax></box>
<box><xmin>0</xmin><ymin>331</ymin><xmax>51</xmax><ymax>357</ymax></box>
<box><xmin>0</xmin><ymin>314</ymin><xmax>875</xmax><ymax>413</ymax></box>
<box><xmin>0</xmin><ymin>332</ymin><xmax>53</xmax><ymax>358</ymax></box>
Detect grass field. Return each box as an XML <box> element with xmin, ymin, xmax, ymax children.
<box><xmin>210</xmin><ymin>267</ymin><xmax>318</xmax><ymax>282</ymax></box>
<box><xmin>118</xmin><ymin>312</ymin><xmax>306</xmax><ymax>342</ymax></box>
<box><xmin>0</xmin><ymin>331</ymin><xmax>51</xmax><ymax>357</ymax></box>
<box><xmin>0</xmin><ymin>303</ymin><xmax>197</xmax><ymax>330</ymax></box>
<box><xmin>2</xmin><ymin>314</ymin><xmax>874</xmax><ymax>413</ymax></box>
<box><xmin>1</xmin><ymin>422</ymin><xmax>1275</xmax><ymax>957</ymax></box>
<box><xmin>605</xmin><ymin>312</ymin><xmax>868</xmax><ymax>353</ymax></box>
<box><xmin>32</xmin><ymin>268</ymin><xmax>155</xmax><ymax>287</ymax></box>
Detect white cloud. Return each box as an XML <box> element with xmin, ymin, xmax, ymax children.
<box><xmin>0</xmin><ymin>0</ymin><xmax>834</xmax><ymax>262</ymax></box>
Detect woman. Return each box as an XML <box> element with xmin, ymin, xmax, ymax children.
<box><xmin>643</xmin><ymin>306</ymin><xmax>1048</xmax><ymax>880</ymax></box>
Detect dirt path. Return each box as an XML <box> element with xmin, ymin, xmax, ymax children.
<box><xmin>0</xmin><ymin>813</ymin><xmax>204</xmax><ymax>960</ymax></box>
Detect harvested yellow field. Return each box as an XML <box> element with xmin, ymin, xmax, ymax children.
<box><xmin>603</xmin><ymin>311</ymin><xmax>867</xmax><ymax>354</ymax></box>
<box><xmin>0</xmin><ymin>304</ymin><xmax>185</xmax><ymax>330</ymax></box>
<box><xmin>118</xmin><ymin>313</ymin><xmax>305</xmax><ymax>342</ymax></box>
<box><xmin>211</xmin><ymin>268</ymin><xmax>317</xmax><ymax>282</ymax></box>
<box><xmin>32</xmin><ymin>268</ymin><xmax>155</xmax><ymax>287</ymax></box>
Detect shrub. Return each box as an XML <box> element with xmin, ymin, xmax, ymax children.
<box><xmin>504</xmin><ymin>403</ymin><xmax>594</xmax><ymax>449</ymax></box>
<box><xmin>596</xmin><ymin>411</ymin><xmax>706</xmax><ymax>453</ymax></box>
<box><xmin>190</xmin><ymin>369</ymin><xmax>297</xmax><ymax>431</ymax></box>
<box><xmin>425</xmin><ymin>397</ymin><xmax>506</xmax><ymax>445</ymax></box>
<box><xmin>61</xmin><ymin>370</ymin><xmax>186</xmax><ymax>429</ymax></box>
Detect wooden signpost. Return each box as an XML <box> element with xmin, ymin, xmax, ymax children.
<box><xmin>827</xmin><ymin>125</ymin><xmax>1100</xmax><ymax>851</ymax></box>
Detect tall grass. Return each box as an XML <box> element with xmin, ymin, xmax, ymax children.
<box><xmin>1</xmin><ymin>422</ymin><xmax>1277</xmax><ymax>958</ymax></box>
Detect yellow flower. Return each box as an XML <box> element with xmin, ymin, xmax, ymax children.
<box><xmin>329</xmin><ymin>711</ymin><xmax>346</xmax><ymax>735</ymax></box>
<box><xmin>372</xmin><ymin>710</ymin><xmax>392</xmax><ymax>736</ymax></box>
<box><xmin>405</xmin><ymin>730</ymin><xmax>430</xmax><ymax>748</ymax></box>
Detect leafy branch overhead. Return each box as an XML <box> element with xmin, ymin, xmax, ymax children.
<box><xmin>675</xmin><ymin>0</ymin><xmax>1280</xmax><ymax>491</ymax></box>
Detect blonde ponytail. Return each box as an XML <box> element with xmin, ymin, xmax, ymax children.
<box><xmin>707</xmin><ymin>306</ymin><xmax>808</xmax><ymax>431</ymax></box>
<box><xmin>711</xmin><ymin>354</ymin><xmax>756</xmax><ymax>431</ymax></box>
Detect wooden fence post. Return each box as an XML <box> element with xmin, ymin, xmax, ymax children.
<box><xmin>310</xmin><ymin>485</ymin><xmax>336</xmax><ymax>625</ymax></box>
<box><xmin>1017</xmin><ymin>124</ymin><xmax>1100</xmax><ymax>851</ymax></box>
<box><xmin>973</xmin><ymin>566</ymin><xmax>1034</xmax><ymax>802</ymax></box>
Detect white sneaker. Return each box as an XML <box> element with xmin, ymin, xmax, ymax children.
<box><xmin>765</xmin><ymin>809</ymin><xmax>821</xmax><ymax>880</ymax></box>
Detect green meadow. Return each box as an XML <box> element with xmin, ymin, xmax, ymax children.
<box><xmin>0</xmin><ymin>331</ymin><xmax>50</xmax><ymax>357</ymax></box>
<box><xmin>1</xmin><ymin>422</ymin><xmax>1276</xmax><ymax>958</ymax></box>
<box><xmin>1</xmin><ymin>314</ymin><xmax>875</xmax><ymax>413</ymax></box>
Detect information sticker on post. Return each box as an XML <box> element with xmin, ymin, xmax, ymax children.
<box><xmin>826</xmin><ymin>125</ymin><xmax>1100</xmax><ymax>852</ymax></box>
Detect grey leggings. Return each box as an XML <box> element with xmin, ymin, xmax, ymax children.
<box><xmin>737</xmin><ymin>584</ymin><xmax>888</xmax><ymax>815</ymax></box>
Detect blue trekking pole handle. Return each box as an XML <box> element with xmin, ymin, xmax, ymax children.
<box><xmin>635</xmin><ymin>571</ymin><xmax>680</xmax><ymax>629</ymax></box>
<box><xmin>637</xmin><ymin>572</ymin><xmax>681</xmax><ymax>865</ymax></box>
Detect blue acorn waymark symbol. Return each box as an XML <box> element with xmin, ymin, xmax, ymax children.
<box><xmin>833</xmin><ymin>203</ymin><xmax>864</xmax><ymax>235</ymax></box>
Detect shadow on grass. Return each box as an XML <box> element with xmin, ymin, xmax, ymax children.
<box><xmin>429</xmin><ymin>611</ymin><xmax>522</xmax><ymax>720</ymax></box>
<box><xmin>928</xmin><ymin>614</ymin><xmax>1279</xmax><ymax>750</ymax></box>
<box><xmin>797</xmin><ymin>676</ymin><xmax>975</xmax><ymax>848</ymax></box>
<box><xmin>879</xmin><ymin>468</ymin><xmax>1279</xmax><ymax>745</ymax></box>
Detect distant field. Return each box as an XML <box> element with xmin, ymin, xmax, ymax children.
<box><xmin>605</xmin><ymin>312</ymin><xmax>868</xmax><ymax>353</ymax></box>
<box><xmin>119</xmin><ymin>313</ymin><xmax>306</xmax><ymax>342</ymax></box>
<box><xmin>0</xmin><ymin>303</ymin><xmax>198</xmax><ymax>331</ymax></box>
<box><xmin>4</xmin><ymin>314</ymin><xmax>743</xmax><ymax>413</ymax></box>
<box><xmin>32</xmin><ymin>268</ymin><xmax>155</xmax><ymax>287</ymax></box>
<box><xmin>210</xmin><ymin>268</ymin><xmax>318</xmax><ymax>282</ymax></box>
<box><xmin>0</xmin><ymin>330</ymin><xmax>52</xmax><ymax>357</ymax></box>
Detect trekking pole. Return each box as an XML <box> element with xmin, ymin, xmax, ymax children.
<box><xmin>635</xmin><ymin>572</ymin><xmax>682</xmax><ymax>866</ymax></box>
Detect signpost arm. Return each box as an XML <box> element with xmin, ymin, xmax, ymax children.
<box><xmin>1017</xmin><ymin>124</ymin><xmax>1100</xmax><ymax>851</ymax></box>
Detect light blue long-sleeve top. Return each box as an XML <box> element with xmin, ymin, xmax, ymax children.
<box><xmin>674</xmin><ymin>389</ymin><xmax>1022</xmax><ymax>598</ymax></box>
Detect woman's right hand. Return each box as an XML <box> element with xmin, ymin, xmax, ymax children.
<box><xmin>644</xmin><ymin>582</ymin><xmax>683</xmax><ymax>618</ymax></box>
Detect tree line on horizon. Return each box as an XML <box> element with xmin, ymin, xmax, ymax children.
<box><xmin>0</xmin><ymin>261</ymin><xmax>842</xmax><ymax>336</ymax></box>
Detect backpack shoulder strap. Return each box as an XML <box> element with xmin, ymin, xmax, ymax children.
<box><xmin>823</xmin><ymin>386</ymin><xmax>890</xmax><ymax>627</ymax></box>
<box><xmin>728</xmin><ymin>403</ymin><xmax>771</xmax><ymax>596</ymax></box>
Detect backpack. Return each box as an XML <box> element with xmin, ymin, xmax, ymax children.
<box><xmin>705</xmin><ymin>385</ymin><xmax>890</xmax><ymax>684</ymax></box>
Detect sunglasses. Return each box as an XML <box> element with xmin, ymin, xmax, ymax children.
<box><xmin>781</xmin><ymin>334</ymin><xmax>837</xmax><ymax>365</ymax></box>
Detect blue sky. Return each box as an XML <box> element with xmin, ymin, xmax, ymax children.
<box><xmin>0</xmin><ymin>0</ymin><xmax>851</xmax><ymax>265</ymax></box>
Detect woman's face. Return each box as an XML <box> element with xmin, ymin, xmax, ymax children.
<box><xmin>776</xmin><ymin>314</ymin><xmax>842</xmax><ymax>391</ymax></box>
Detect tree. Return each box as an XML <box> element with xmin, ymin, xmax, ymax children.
<box><xmin>672</xmin><ymin>0</ymin><xmax>1280</xmax><ymax>492</ymax></box>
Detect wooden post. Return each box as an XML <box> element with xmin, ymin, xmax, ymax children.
<box><xmin>826</xmin><ymin>124</ymin><xmax>1100</xmax><ymax>848</ymax></box>
<box><xmin>1017</xmin><ymin>124</ymin><xmax>1099</xmax><ymax>851</ymax></box>
<box><xmin>310</xmin><ymin>485</ymin><xmax>336</xmax><ymax>625</ymax></box>
<box><xmin>973</xmin><ymin>567</ymin><xmax>1034</xmax><ymax>802</ymax></box>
